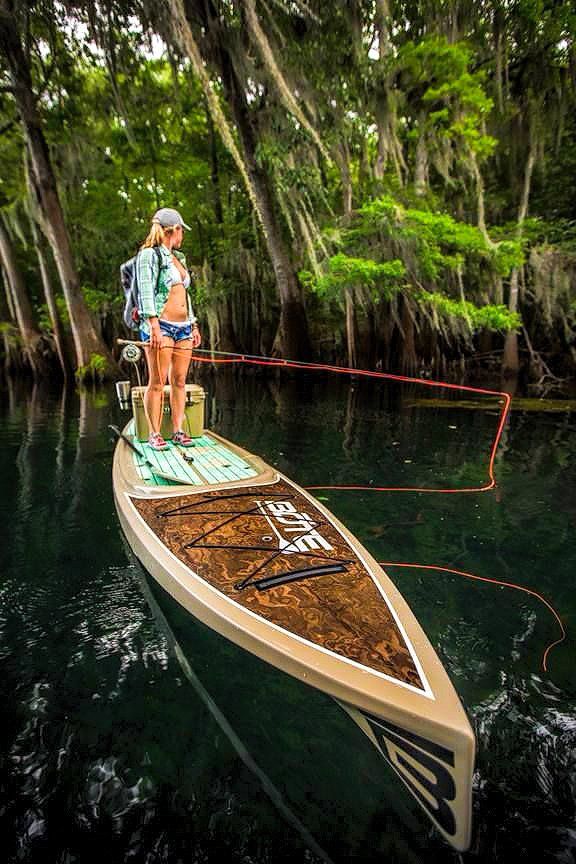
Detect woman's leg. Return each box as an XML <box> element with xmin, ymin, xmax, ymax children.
<box><xmin>144</xmin><ymin>339</ymin><xmax>174</xmax><ymax>434</ymax></box>
<box><xmin>169</xmin><ymin>339</ymin><xmax>193</xmax><ymax>433</ymax></box>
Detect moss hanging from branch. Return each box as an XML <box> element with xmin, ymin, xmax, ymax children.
<box><xmin>244</xmin><ymin>0</ymin><xmax>330</xmax><ymax>161</ymax></box>
<box><xmin>168</xmin><ymin>0</ymin><xmax>265</xmax><ymax>232</ymax></box>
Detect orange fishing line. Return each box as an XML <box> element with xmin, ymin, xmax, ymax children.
<box><xmin>379</xmin><ymin>562</ymin><xmax>565</xmax><ymax>672</ymax></box>
<box><xmin>141</xmin><ymin>345</ymin><xmax>562</xmax><ymax>672</ymax></box>
<box><xmin>186</xmin><ymin>352</ymin><xmax>511</xmax><ymax>494</ymax></box>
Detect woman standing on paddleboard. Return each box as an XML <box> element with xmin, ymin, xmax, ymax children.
<box><xmin>136</xmin><ymin>208</ymin><xmax>201</xmax><ymax>450</ymax></box>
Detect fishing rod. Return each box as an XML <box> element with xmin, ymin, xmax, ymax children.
<box><xmin>117</xmin><ymin>337</ymin><xmax>511</xmax><ymax>493</ymax></box>
<box><xmin>116</xmin><ymin>339</ymin><xmax>512</xmax><ymax>400</ymax></box>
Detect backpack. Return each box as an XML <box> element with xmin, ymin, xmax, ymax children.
<box><xmin>120</xmin><ymin>246</ymin><xmax>162</xmax><ymax>330</ymax></box>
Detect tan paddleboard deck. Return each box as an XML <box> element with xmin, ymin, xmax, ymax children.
<box><xmin>112</xmin><ymin>424</ymin><xmax>474</xmax><ymax>850</ymax></box>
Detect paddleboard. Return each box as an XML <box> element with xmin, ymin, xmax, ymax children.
<box><xmin>112</xmin><ymin>420</ymin><xmax>474</xmax><ymax>850</ymax></box>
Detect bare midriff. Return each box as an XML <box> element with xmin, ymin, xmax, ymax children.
<box><xmin>160</xmin><ymin>256</ymin><xmax>189</xmax><ymax>321</ymax></box>
<box><xmin>160</xmin><ymin>282</ymin><xmax>188</xmax><ymax>322</ymax></box>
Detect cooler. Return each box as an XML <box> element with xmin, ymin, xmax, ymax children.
<box><xmin>131</xmin><ymin>384</ymin><xmax>206</xmax><ymax>441</ymax></box>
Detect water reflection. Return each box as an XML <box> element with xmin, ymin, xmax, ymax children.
<box><xmin>131</xmin><ymin>553</ymin><xmax>334</xmax><ymax>864</ymax></box>
<box><xmin>0</xmin><ymin>371</ymin><xmax>574</xmax><ymax>862</ymax></box>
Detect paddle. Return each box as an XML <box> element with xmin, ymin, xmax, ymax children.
<box><xmin>109</xmin><ymin>425</ymin><xmax>191</xmax><ymax>485</ymax></box>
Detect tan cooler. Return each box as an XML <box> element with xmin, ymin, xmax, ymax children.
<box><xmin>131</xmin><ymin>384</ymin><xmax>206</xmax><ymax>441</ymax></box>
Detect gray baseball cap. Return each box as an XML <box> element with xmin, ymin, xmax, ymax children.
<box><xmin>152</xmin><ymin>207</ymin><xmax>191</xmax><ymax>230</ymax></box>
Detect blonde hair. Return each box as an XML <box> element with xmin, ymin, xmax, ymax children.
<box><xmin>141</xmin><ymin>221</ymin><xmax>178</xmax><ymax>249</ymax></box>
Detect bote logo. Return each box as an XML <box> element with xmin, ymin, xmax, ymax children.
<box><xmin>363</xmin><ymin>713</ymin><xmax>457</xmax><ymax>838</ymax></box>
<box><xmin>258</xmin><ymin>499</ymin><xmax>334</xmax><ymax>554</ymax></box>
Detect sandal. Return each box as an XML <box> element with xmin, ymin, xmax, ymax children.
<box><xmin>148</xmin><ymin>432</ymin><xmax>168</xmax><ymax>450</ymax></box>
<box><xmin>172</xmin><ymin>430</ymin><xmax>195</xmax><ymax>447</ymax></box>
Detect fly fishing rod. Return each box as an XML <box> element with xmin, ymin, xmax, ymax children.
<box><xmin>116</xmin><ymin>338</ymin><xmax>512</xmax><ymax>399</ymax></box>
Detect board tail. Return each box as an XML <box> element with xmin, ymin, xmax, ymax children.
<box><xmin>338</xmin><ymin>702</ymin><xmax>474</xmax><ymax>851</ymax></box>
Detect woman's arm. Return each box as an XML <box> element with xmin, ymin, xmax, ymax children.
<box><xmin>137</xmin><ymin>248</ymin><xmax>162</xmax><ymax>348</ymax></box>
<box><xmin>136</xmin><ymin>247</ymin><xmax>159</xmax><ymax>318</ymax></box>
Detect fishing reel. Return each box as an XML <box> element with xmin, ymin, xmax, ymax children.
<box><xmin>120</xmin><ymin>343</ymin><xmax>142</xmax><ymax>364</ymax></box>
<box><xmin>116</xmin><ymin>343</ymin><xmax>143</xmax><ymax>410</ymax></box>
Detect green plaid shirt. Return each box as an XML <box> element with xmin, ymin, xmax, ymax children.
<box><xmin>136</xmin><ymin>245</ymin><xmax>196</xmax><ymax>332</ymax></box>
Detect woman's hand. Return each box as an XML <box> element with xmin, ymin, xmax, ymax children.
<box><xmin>191</xmin><ymin>323</ymin><xmax>202</xmax><ymax>349</ymax></box>
<box><xmin>149</xmin><ymin>318</ymin><xmax>162</xmax><ymax>350</ymax></box>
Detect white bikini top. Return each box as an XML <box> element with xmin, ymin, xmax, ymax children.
<box><xmin>169</xmin><ymin>260</ymin><xmax>190</xmax><ymax>289</ymax></box>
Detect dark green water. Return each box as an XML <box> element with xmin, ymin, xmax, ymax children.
<box><xmin>1</xmin><ymin>370</ymin><xmax>575</xmax><ymax>863</ymax></box>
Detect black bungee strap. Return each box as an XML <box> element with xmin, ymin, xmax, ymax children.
<box><xmin>158</xmin><ymin>490</ymin><xmax>289</xmax><ymax>518</ymax></box>
<box><xmin>238</xmin><ymin>562</ymin><xmax>348</xmax><ymax>592</ymax></box>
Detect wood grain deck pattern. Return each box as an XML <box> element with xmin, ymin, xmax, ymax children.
<box><xmin>131</xmin><ymin>479</ymin><xmax>424</xmax><ymax>690</ymax></box>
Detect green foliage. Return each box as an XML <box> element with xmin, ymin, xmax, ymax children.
<box><xmin>35</xmin><ymin>297</ymin><xmax>71</xmax><ymax>333</ymax></box>
<box><xmin>356</xmin><ymin>195</ymin><xmax>522</xmax><ymax>280</ymax></box>
<box><xmin>56</xmin><ymin>296</ymin><xmax>70</xmax><ymax>326</ymax></box>
<box><xmin>398</xmin><ymin>36</ymin><xmax>497</xmax><ymax>161</ymax></box>
<box><xmin>417</xmin><ymin>290</ymin><xmax>521</xmax><ymax>332</ymax></box>
<box><xmin>313</xmin><ymin>192</ymin><xmax>525</xmax><ymax>338</ymax></box>
<box><xmin>36</xmin><ymin>304</ymin><xmax>53</xmax><ymax>333</ymax></box>
<box><xmin>1</xmin><ymin>0</ymin><xmax>575</xmax><ymax>374</ymax></box>
<box><xmin>75</xmin><ymin>353</ymin><xmax>109</xmax><ymax>383</ymax></box>
<box><xmin>82</xmin><ymin>285</ymin><xmax>116</xmax><ymax>314</ymax></box>
<box><xmin>491</xmin><ymin>241</ymin><xmax>524</xmax><ymax>276</ymax></box>
<box><xmin>301</xmin><ymin>253</ymin><xmax>405</xmax><ymax>301</ymax></box>
<box><xmin>402</xmin><ymin>207</ymin><xmax>487</xmax><ymax>277</ymax></box>
<box><xmin>512</xmin><ymin>219</ymin><xmax>576</xmax><ymax>254</ymax></box>
<box><xmin>0</xmin><ymin>321</ymin><xmax>18</xmax><ymax>338</ymax></box>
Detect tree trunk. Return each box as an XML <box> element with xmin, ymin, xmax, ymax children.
<box><xmin>0</xmin><ymin>5</ymin><xmax>115</xmax><ymax>378</ymax></box>
<box><xmin>374</xmin><ymin>0</ymin><xmax>391</xmax><ymax>181</ymax></box>
<box><xmin>372</xmin><ymin>38</ymin><xmax>406</xmax><ymax>190</ymax></box>
<box><xmin>206</xmin><ymin>298</ymin><xmax>236</xmax><ymax>354</ymax></box>
<box><xmin>0</xmin><ymin>216</ymin><xmax>45</xmax><ymax>374</ymax></box>
<box><xmin>470</xmin><ymin>150</ymin><xmax>489</xmax><ymax>240</ymax></box>
<box><xmin>357</xmin><ymin>288</ymin><xmax>377</xmax><ymax>370</ymax></box>
<box><xmin>494</xmin><ymin>11</ymin><xmax>504</xmax><ymax>114</ymax></box>
<box><xmin>502</xmin><ymin>268</ymin><xmax>520</xmax><ymax>377</ymax></box>
<box><xmin>172</xmin><ymin>0</ymin><xmax>311</xmax><ymax>359</ymax></box>
<box><xmin>26</xmin><ymin>194</ymin><xmax>71</xmax><ymax>381</ymax></box>
<box><xmin>414</xmin><ymin>125</ymin><xmax>429</xmax><ymax>196</ymax></box>
<box><xmin>219</xmin><ymin>47</ymin><xmax>312</xmax><ymax>359</ymax></box>
<box><xmin>220</xmin><ymin>299</ymin><xmax>237</xmax><ymax>353</ymax></box>
<box><xmin>0</xmin><ymin>265</ymin><xmax>24</xmax><ymax>376</ymax></box>
<box><xmin>206</xmin><ymin>105</ymin><xmax>224</xmax><ymax>228</ymax></box>
<box><xmin>337</xmin><ymin>140</ymin><xmax>354</xmax><ymax>219</ymax></box>
<box><xmin>345</xmin><ymin>288</ymin><xmax>358</xmax><ymax>369</ymax></box>
<box><xmin>502</xmin><ymin>141</ymin><xmax>536</xmax><ymax>379</ymax></box>
<box><xmin>1</xmin><ymin>261</ymin><xmax>15</xmax><ymax>320</ymax></box>
<box><xmin>401</xmin><ymin>296</ymin><xmax>418</xmax><ymax>374</ymax></box>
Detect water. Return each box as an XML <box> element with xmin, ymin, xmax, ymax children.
<box><xmin>1</xmin><ymin>370</ymin><xmax>575</xmax><ymax>863</ymax></box>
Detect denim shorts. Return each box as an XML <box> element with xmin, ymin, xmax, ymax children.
<box><xmin>140</xmin><ymin>320</ymin><xmax>192</xmax><ymax>342</ymax></box>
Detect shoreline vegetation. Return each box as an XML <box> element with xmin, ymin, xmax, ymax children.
<box><xmin>1</xmin><ymin>2</ymin><xmax>575</xmax><ymax>393</ymax></box>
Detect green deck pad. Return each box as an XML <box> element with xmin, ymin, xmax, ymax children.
<box><xmin>126</xmin><ymin>421</ymin><xmax>258</xmax><ymax>486</ymax></box>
